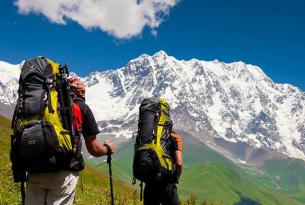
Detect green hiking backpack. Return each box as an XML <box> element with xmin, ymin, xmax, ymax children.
<box><xmin>133</xmin><ymin>97</ymin><xmax>175</xmax><ymax>184</ymax></box>
<box><xmin>10</xmin><ymin>57</ymin><xmax>84</xmax><ymax>183</ymax></box>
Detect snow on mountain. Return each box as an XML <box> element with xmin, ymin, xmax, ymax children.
<box><xmin>0</xmin><ymin>61</ymin><xmax>20</xmax><ymax>104</ymax></box>
<box><xmin>0</xmin><ymin>52</ymin><xmax>305</xmax><ymax>160</ymax></box>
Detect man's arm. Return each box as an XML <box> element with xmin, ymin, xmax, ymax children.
<box><xmin>171</xmin><ymin>132</ymin><xmax>183</xmax><ymax>182</ymax></box>
<box><xmin>76</xmin><ymin>101</ymin><xmax>116</xmax><ymax>157</ymax></box>
<box><xmin>85</xmin><ymin>136</ymin><xmax>116</xmax><ymax>157</ymax></box>
<box><xmin>175</xmin><ymin>150</ymin><xmax>183</xmax><ymax>181</ymax></box>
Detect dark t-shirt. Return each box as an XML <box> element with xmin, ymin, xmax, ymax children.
<box><xmin>74</xmin><ymin>99</ymin><xmax>99</xmax><ymax>139</ymax></box>
<box><xmin>171</xmin><ymin>132</ymin><xmax>182</xmax><ymax>152</ymax></box>
<box><xmin>169</xmin><ymin>131</ymin><xmax>182</xmax><ymax>164</ymax></box>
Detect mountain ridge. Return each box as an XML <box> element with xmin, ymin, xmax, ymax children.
<box><xmin>0</xmin><ymin>51</ymin><xmax>305</xmax><ymax>162</ymax></box>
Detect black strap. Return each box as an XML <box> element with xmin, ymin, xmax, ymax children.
<box><xmin>21</xmin><ymin>181</ymin><xmax>25</xmax><ymax>205</ymax></box>
<box><xmin>73</xmin><ymin>97</ymin><xmax>85</xmax><ymax>103</ymax></box>
<box><xmin>140</xmin><ymin>181</ymin><xmax>143</xmax><ymax>201</ymax></box>
<box><xmin>132</xmin><ymin>176</ymin><xmax>136</xmax><ymax>185</ymax></box>
<box><xmin>104</xmin><ymin>144</ymin><xmax>112</xmax><ymax>156</ymax></box>
<box><xmin>47</xmin><ymin>90</ymin><xmax>54</xmax><ymax>114</ymax></box>
<box><xmin>11</xmin><ymin>102</ymin><xmax>19</xmax><ymax>129</ymax></box>
<box><xmin>42</xmin><ymin>80</ymin><xmax>54</xmax><ymax>115</ymax></box>
<box><xmin>12</xmin><ymin>88</ymin><xmax>23</xmax><ymax>128</ymax></box>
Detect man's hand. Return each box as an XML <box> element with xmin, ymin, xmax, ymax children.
<box><xmin>103</xmin><ymin>139</ymin><xmax>116</xmax><ymax>154</ymax></box>
<box><xmin>85</xmin><ymin>136</ymin><xmax>116</xmax><ymax>157</ymax></box>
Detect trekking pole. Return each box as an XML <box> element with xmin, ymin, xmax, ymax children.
<box><xmin>57</xmin><ymin>65</ymin><xmax>70</xmax><ymax>131</ymax></box>
<box><xmin>21</xmin><ymin>181</ymin><xmax>25</xmax><ymax>205</ymax></box>
<box><xmin>140</xmin><ymin>181</ymin><xmax>143</xmax><ymax>201</ymax></box>
<box><xmin>105</xmin><ymin>144</ymin><xmax>115</xmax><ymax>205</ymax></box>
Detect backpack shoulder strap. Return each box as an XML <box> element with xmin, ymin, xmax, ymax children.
<box><xmin>73</xmin><ymin>101</ymin><xmax>83</xmax><ymax>133</ymax></box>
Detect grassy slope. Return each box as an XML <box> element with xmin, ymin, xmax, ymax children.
<box><xmin>181</xmin><ymin>139</ymin><xmax>305</xmax><ymax>204</ymax></box>
<box><xmin>0</xmin><ymin>115</ymin><xmax>140</xmax><ymax>205</ymax></box>
<box><xmin>261</xmin><ymin>158</ymin><xmax>305</xmax><ymax>202</ymax></box>
<box><xmin>2</xmin><ymin>114</ymin><xmax>305</xmax><ymax>205</ymax></box>
<box><xmin>92</xmin><ymin>137</ymin><xmax>236</xmax><ymax>185</ymax></box>
<box><xmin>239</xmin><ymin>157</ymin><xmax>305</xmax><ymax>204</ymax></box>
<box><xmin>182</xmin><ymin>141</ymin><xmax>236</xmax><ymax>168</ymax></box>
<box><xmin>0</xmin><ymin>115</ymin><xmax>20</xmax><ymax>205</ymax></box>
<box><xmin>179</xmin><ymin>163</ymin><xmax>304</xmax><ymax>205</ymax></box>
<box><xmin>75</xmin><ymin>165</ymin><xmax>140</xmax><ymax>205</ymax></box>
<box><xmin>89</xmin><ymin>137</ymin><xmax>305</xmax><ymax>205</ymax></box>
<box><xmin>86</xmin><ymin>139</ymin><xmax>134</xmax><ymax>185</ymax></box>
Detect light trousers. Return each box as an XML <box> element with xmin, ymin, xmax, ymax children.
<box><xmin>25</xmin><ymin>170</ymin><xmax>79</xmax><ymax>205</ymax></box>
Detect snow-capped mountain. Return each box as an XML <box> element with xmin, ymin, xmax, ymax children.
<box><xmin>1</xmin><ymin>51</ymin><xmax>305</xmax><ymax>161</ymax></box>
<box><xmin>0</xmin><ymin>61</ymin><xmax>20</xmax><ymax>104</ymax></box>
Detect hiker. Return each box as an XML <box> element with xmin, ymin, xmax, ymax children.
<box><xmin>11</xmin><ymin>57</ymin><xmax>115</xmax><ymax>205</ymax></box>
<box><xmin>144</xmin><ymin>131</ymin><xmax>183</xmax><ymax>205</ymax></box>
<box><xmin>25</xmin><ymin>77</ymin><xmax>116</xmax><ymax>205</ymax></box>
<box><xmin>133</xmin><ymin>97</ymin><xmax>183</xmax><ymax>205</ymax></box>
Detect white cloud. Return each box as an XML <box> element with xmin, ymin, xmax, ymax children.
<box><xmin>15</xmin><ymin>0</ymin><xmax>179</xmax><ymax>39</ymax></box>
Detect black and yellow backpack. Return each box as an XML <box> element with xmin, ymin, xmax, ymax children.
<box><xmin>133</xmin><ymin>97</ymin><xmax>175</xmax><ymax>184</ymax></box>
<box><xmin>10</xmin><ymin>57</ymin><xmax>84</xmax><ymax>183</ymax></box>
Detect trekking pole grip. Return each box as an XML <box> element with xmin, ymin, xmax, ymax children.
<box><xmin>104</xmin><ymin>144</ymin><xmax>112</xmax><ymax>163</ymax></box>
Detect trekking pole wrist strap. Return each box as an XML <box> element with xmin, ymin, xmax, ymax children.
<box><xmin>103</xmin><ymin>144</ymin><xmax>112</xmax><ymax>156</ymax></box>
<box><xmin>103</xmin><ymin>144</ymin><xmax>112</xmax><ymax>164</ymax></box>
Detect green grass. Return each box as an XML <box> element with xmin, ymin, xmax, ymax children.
<box><xmin>182</xmin><ymin>142</ymin><xmax>235</xmax><ymax>168</ymax></box>
<box><xmin>260</xmin><ymin>158</ymin><xmax>305</xmax><ymax>203</ymax></box>
<box><xmin>0</xmin><ymin>115</ymin><xmax>21</xmax><ymax>205</ymax></box>
<box><xmin>74</xmin><ymin>165</ymin><xmax>141</xmax><ymax>205</ymax></box>
<box><xmin>2</xmin><ymin>114</ymin><xmax>305</xmax><ymax>205</ymax></box>
<box><xmin>179</xmin><ymin>162</ymin><xmax>304</xmax><ymax>205</ymax></box>
<box><xmin>240</xmin><ymin>157</ymin><xmax>305</xmax><ymax>204</ymax></box>
<box><xmin>88</xmin><ymin>137</ymin><xmax>305</xmax><ymax>204</ymax></box>
<box><xmin>0</xmin><ymin>115</ymin><xmax>141</xmax><ymax>205</ymax></box>
<box><xmin>87</xmin><ymin>139</ymin><xmax>135</xmax><ymax>184</ymax></box>
<box><xmin>261</xmin><ymin>158</ymin><xmax>305</xmax><ymax>192</ymax></box>
<box><xmin>91</xmin><ymin>137</ymin><xmax>237</xmax><ymax>185</ymax></box>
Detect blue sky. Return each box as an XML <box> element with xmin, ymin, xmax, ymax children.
<box><xmin>0</xmin><ymin>0</ymin><xmax>304</xmax><ymax>90</ymax></box>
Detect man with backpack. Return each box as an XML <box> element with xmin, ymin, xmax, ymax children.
<box><xmin>11</xmin><ymin>57</ymin><xmax>115</xmax><ymax>205</ymax></box>
<box><xmin>143</xmin><ymin>131</ymin><xmax>183</xmax><ymax>205</ymax></box>
<box><xmin>133</xmin><ymin>97</ymin><xmax>183</xmax><ymax>205</ymax></box>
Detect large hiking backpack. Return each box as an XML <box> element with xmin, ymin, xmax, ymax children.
<box><xmin>10</xmin><ymin>57</ymin><xmax>84</xmax><ymax>183</ymax></box>
<box><xmin>133</xmin><ymin>97</ymin><xmax>174</xmax><ymax>183</ymax></box>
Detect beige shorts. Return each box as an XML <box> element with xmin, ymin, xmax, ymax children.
<box><xmin>25</xmin><ymin>170</ymin><xmax>79</xmax><ymax>205</ymax></box>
